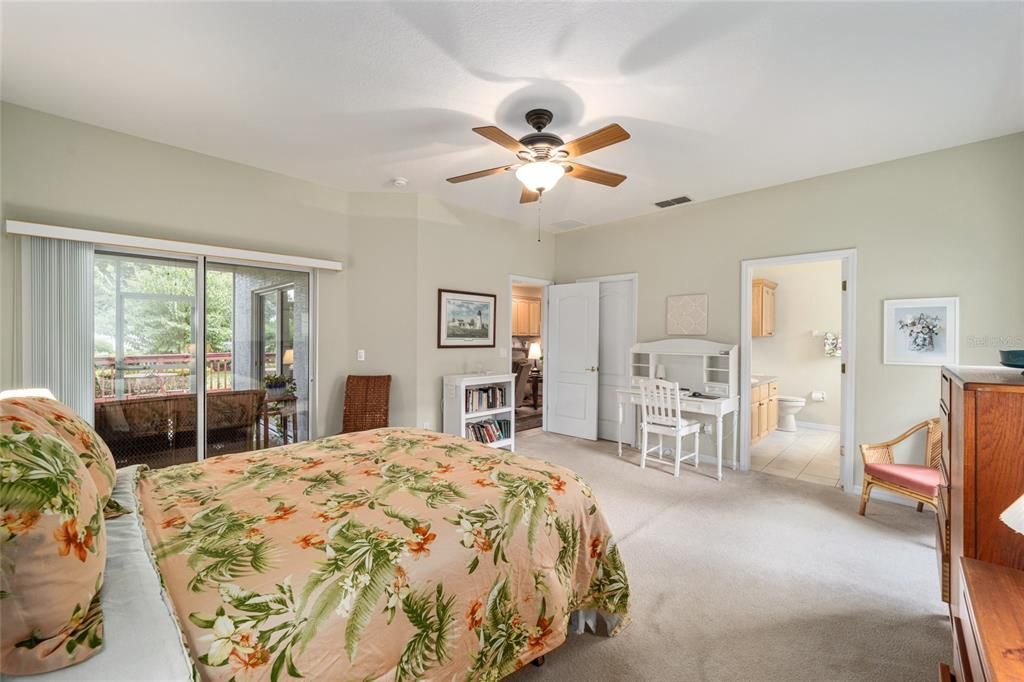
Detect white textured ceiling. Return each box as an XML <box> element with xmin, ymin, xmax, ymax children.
<box><xmin>2</xmin><ymin>2</ymin><xmax>1022</xmax><ymax>230</ymax></box>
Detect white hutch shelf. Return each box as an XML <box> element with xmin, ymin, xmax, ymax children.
<box><xmin>630</xmin><ymin>338</ymin><xmax>739</xmax><ymax>400</ymax></box>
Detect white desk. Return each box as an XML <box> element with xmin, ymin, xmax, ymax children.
<box><xmin>616</xmin><ymin>388</ymin><xmax>738</xmax><ymax>481</ymax></box>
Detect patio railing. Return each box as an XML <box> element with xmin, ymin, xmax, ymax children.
<box><xmin>94</xmin><ymin>352</ymin><xmax>234</xmax><ymax>400</ymax></box>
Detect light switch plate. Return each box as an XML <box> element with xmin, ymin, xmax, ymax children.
<box><xmin>357</xmin><ymin>349</ymin><xmax>365</xmax><ymax>361</ymax></box>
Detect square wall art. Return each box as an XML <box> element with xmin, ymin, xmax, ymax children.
<box><xmin>666</xmin><ymin>294</ymin><xmax>708</xmax><ymax>336</ymax></box>
<box><xmin>883</xmin><ymin>297</ymin><xmax>959</xmax><ymax>366</ymax></box>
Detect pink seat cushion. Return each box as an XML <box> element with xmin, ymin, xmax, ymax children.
<box><xmin>865</xmin><ymin>462</ymin><xmax>943</xmax><ymax>497</ymax></box>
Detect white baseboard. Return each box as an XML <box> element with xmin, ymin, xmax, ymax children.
<box><xmin>795</xmin><ymin>421</ymin><xmax>840</xmax><ymax>432</ymax></box>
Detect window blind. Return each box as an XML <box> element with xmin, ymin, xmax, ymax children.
<box><xmin>24</xmin><ymin>236</ymin><xmax>95</xmax><ymax>422</ymax></box>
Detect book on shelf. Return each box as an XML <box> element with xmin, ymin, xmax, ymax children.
<box><xmin>465</xmin><ymin>418</ymin><xmax>511</xmax><ymax>444</ymax></box>
<box><xmin>465</xmin><ymin>385</ymin><xmax>507</xmax><ymax>412</ymax></box>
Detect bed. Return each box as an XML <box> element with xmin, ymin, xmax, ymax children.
<box><xmin>118</xmin><ymin>427</ymin><xmax>630</xmax><ymax>681</ymax></box>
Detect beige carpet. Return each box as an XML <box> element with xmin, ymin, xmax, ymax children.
<box><xmin>511</xmin><ymin>431</ymin><xmax>949</xmax><ymax>682</ymax></box>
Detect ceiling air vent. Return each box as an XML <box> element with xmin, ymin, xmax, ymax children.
<box><xmin>654</xmin><ymin>195</ymin><xmax>692</xmax><ymax>208</ymax></box>
<box><xmin>550</xmin><ymin>219</ymin><xmax>586</xmax><ymax>232</ymax></box>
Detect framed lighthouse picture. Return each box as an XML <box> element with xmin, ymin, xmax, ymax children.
<box><xmin>437</xmin><ymin>289</ymin><xmax>497</xmax><ymax>348</ymax></box>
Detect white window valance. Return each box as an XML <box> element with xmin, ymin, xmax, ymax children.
<box><xmin>5</xmin><ymin>220</ymin><xmax>343</xmax><ymax>271</ymax></box>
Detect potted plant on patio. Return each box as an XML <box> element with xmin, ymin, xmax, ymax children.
<box><xmin>264</xmin><ymin>374</ymin><xmax>295</xmax><ymax>400</ymax></box>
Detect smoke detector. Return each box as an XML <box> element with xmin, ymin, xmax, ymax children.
<box><xmin>391</xmin><ymin>177</ymin><xmax>409</xmax><ymax>188</ymax></box>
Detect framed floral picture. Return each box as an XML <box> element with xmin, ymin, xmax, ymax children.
<box><xmin>437</xmin><ymin>289</ymin><xmax>496</xmax><ymax>348</ymax></box>
<box><xmin>883</xmin><ymin>297</ymin><xmax>959</xmax><ymax>366</ymax></box>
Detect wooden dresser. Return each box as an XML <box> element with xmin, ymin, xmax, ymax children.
<box><xmin>939</xmin><ymin>366</ymin><xmax>1024</xmax><ymax>679</ymax></box>
<box><xmin>946</xmin><ymin>558</ymin><xmax>1024</xmax><ymax>682</ymax></box>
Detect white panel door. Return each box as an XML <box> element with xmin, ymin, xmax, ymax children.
<box><xmin>545</xmin><ymin>282</ymin><xmax>600</xmax><ymax>440</ymax></box>
<box><xmin>595</xmin><ymin>279</ymin><xmax>635</xmax><ymax>443</ymax></box>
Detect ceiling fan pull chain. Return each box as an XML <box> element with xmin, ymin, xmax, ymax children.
<box><xmin>537</xmin><ymin>191</ymin><xmax>543</xmax><ymax>243</ymax></box>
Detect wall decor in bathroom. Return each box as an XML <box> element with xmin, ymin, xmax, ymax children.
<box><xmin>883</xmin><ymin>297</ymin><xmax>959</xmax><ymax>366</ymax></box>
<box><xmin>666</xmin><ymin>293</ymin><xmax>708</xmax><ymax>335</ymax></box>
<box><xmin>823</xmin><ymin>332</ymin><xmax>842</xmax><ymax>358</ymax></box>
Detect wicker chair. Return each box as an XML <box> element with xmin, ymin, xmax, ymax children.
<box><xmin>858</xmin><ymin>418</ymin><xmax>943</xmax><ymax>516</ymax></box>
<box><xmin>341</xmin><ymin>375</ymin><xmax>392</xmax><ymax>433</ymax></box>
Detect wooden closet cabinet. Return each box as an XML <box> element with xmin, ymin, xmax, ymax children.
<box><xmin>940</xmin><ymin>366</ymin><xmax>1024</xmax><ymax>615</ymax></box>
<box><xmin>752</xmin><ymin>279</ymin><xmax>777</xmax><ymax>337</ymax></box>
<box><xmin>527</xmin><ymin>300</ymin><xmax>541</xmax><ymax>336</ymax></box>
<box><xmin>511</xmin><ymin>297</ymin><xmax>541</xmax><ymax>337</ymax></box>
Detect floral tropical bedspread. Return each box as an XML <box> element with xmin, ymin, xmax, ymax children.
<box><xmin>136</xmin><ymin>428</ymin><xmax>629</xmax><ymax>681</ymax></box>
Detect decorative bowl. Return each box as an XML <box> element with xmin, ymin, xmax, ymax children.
<box><xmin>998</xmin><ymin>350</ymin><xmax>1024</xmax><ymax>374</ymax></box>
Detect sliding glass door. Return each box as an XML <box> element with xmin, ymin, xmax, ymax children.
<box><xmin>93</xmin><ymin>252</ymin><xmax>200</xmax><ymax>468</ymax></box>
<box><xmin>92</xmin><ymin>251</ymin><xmax>312</xmax><ymax>468</ymax></box>
<box><xmin>205</xmin><ymin>263</ymin><xmax>310</xmax><ymax>457</ymax></box>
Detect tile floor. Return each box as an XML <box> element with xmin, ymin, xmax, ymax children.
<box><xmin>750</xmin><ymin>427</ymin><xmax>841</xmax><ymax>487</ymax></box>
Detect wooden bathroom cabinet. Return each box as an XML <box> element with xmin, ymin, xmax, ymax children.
<box><xmin>752</xmin><ymin>279</ymin><xmax>777</xmax><ymax>337</ymax></box>
<box><xmin>750</xmin><ymin>380</ymin><xmax>779</xmax><ymax>443</ymax></box>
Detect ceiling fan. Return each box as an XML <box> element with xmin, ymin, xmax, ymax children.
<box><xmin>446</xmin><ymin>109</ymin><xmax>630</xmax><ymax>203</ymax></box>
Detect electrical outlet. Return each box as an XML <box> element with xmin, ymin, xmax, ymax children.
<box><xmin>357</xmin><ymin>349</ymin><xmax>365</xmax><ymax>361</ymax></box>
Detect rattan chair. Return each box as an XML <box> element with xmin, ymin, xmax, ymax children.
<box><xmin>858</xmin><ymin>418</ymin><xmax>943</xmax><ymax>516</ymax></box>
<box><xmin>341</xmin><ymin>375</ymin><xmax>392</xmax><ymax>433</ymax></box>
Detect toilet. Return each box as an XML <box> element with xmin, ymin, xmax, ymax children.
<box><xmin>776</xmin><ymin>396</ymin><xmax>806</xmax><ymax>432</ymax></box>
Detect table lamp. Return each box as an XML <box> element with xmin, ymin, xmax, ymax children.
<box><xmin>283</xmin><ymin>349</ymin><xmax>295</xmax><ymax>366</ymax></box>
<box><xmin>1001</xmin><ymin>493</ymin><xmax>1024</xmax><ymax>536</ymax></box>
<box><xmin>528</xmin><ymin>342</ymin><xmax>542</xmax><ymax>371</ymax></box>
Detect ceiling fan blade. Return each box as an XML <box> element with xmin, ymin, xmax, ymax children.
<box><xmin>566</xmin><ymin>162</ymin><xmax>627</xmax><ymax>187</ymax></box>
<box><xmin>473</xmin><ymin>126</ymin><xmax>528</xmax><ymax>153</ymax></box>
<box><xmin>446</xmin><ymin>165</ymin><xmax>513</xmax><ymax>184</ymax></box>
<box><xmin>560</xmin><ymin>124</ymin><xmax>630</xmax><ymax>158</ymax></box>
<box><xmin>520</xmin><ymin>187</ymin><xmax>540</xmax><ymax>204</ymax></box>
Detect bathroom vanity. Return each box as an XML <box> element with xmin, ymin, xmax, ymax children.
<box><xmin>750</xmin><ymin>376</ymin><xmax>779</xmax><ymax>443</ymax></box>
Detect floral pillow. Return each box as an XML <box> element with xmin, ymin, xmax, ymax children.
<box><xmin>0</xmin><ymin>399</ymin><xmax>107</xmax><ymax>675</ymax></box>
<box><xmin>7</xmin><ymin>398</ymin><xmax>118</xmax><ymax>516</ymax></box>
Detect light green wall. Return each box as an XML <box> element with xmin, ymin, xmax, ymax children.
<box><xmin>5</xmin><ymin>102</ymin><xmax>1022</xmax><ymax>474</ymax></box>
<box><xmin>0</xmin><ymin>103</ymin><xmax>353</xmax><ymax>432</ymax></box>
<box><xmin>0</xmin><ymin>103</ymin><xmax>556</xmax><ymax>434</ymax></box>
<box><xmin>416</xmin><ymin>195</ymin><xmax>555</xmax><ymax>429</ymax></box>
<box><xmin>554</xmin><ymin>132</ymin><xmax>1024</xmax><ymax>483</ymax></box>
<box><xmin>344</xmin><ymin>192</ymin><xmax>420</xmax><ymax>427</ymax></box>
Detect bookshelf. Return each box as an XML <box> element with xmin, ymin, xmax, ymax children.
<box><xmin>442</xmin><ymin>373</ymin><xmax>516</xmax><ymax>451</ymax></box>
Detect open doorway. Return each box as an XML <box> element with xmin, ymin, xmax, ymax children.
<box><xmin>740</xmin><ymin>249</ymin><xmax>857</xmax><ymax>492</ymax></box>
<box><xmin>509</xmin><ymin>275</ymin><xmax>550</xmax><ymax>433</ymax></box>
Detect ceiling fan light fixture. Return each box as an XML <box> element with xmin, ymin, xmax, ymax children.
<box><xmin>515</xmin><ymin>161</ymin><xmax>565</xmax><ymax>193</ymax></box>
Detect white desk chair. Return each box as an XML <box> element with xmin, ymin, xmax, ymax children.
<box><xmin>638</xmin><ymin>378</ymin><xmax>701</xmax><ymax>477</ymax></box>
